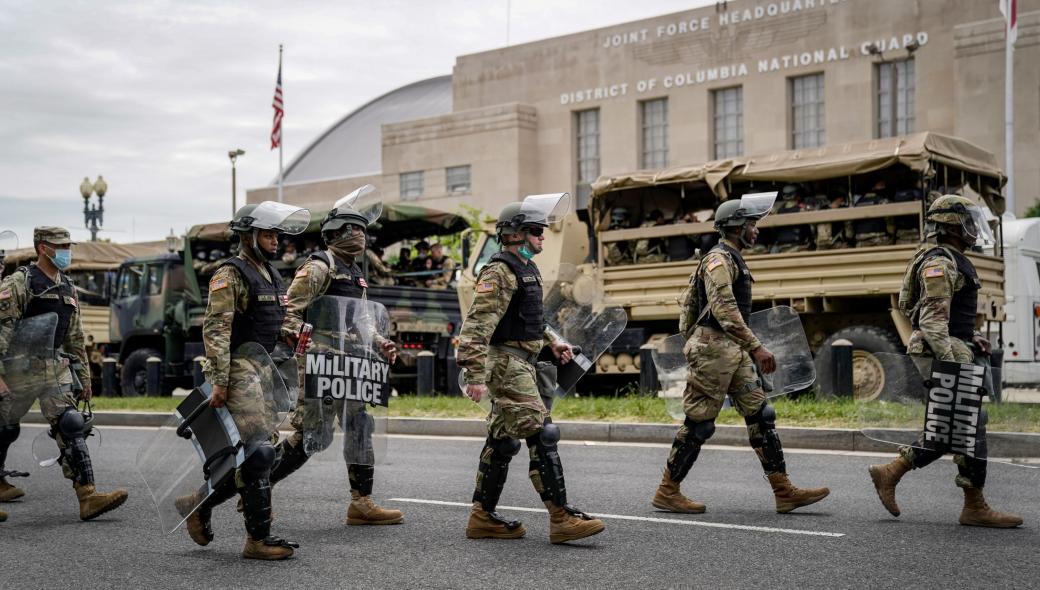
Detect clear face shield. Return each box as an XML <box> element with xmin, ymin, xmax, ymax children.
<box><xmin>249</xmin><ymin>201</ymin><xmax>312</xmax><ymax>235</ymax></box>
<box><xmin>964</xmin><ymin>205</ymin><xmax>996</xmax><ymax>247</ymax></box>
<box><xmin>517</xmin><ymin>193</ymin><xmax>571</xmax><ymax>226</ymax></box>
<box><xmin>737</xmin><ymin>192</ymin><xmax>777</xmax><ymax>221</ymax></box>
<box><xmin>333</xmin><ymin>184</ymin><xmax>383</xmax><ymax>225</ymax></box>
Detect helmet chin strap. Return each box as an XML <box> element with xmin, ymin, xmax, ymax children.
<box><xmin>250</xmin><ymin>229</ymin><xmax>277</xmax><ymax>261</ymax></box>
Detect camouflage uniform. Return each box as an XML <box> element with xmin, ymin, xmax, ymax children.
<box><xmin>427</xmin><ymin>255</ymin><xmax>456</xmax><ymax>289</ymax></box>
<box><xmin>605</xmin><ymin>241</ymin><xmax>631</xmax><ymax>266</ymax></box>
<box><xmin>633</xmin><ymin>221</ymin><xmax>667</xmax><ymax>264</ymax></box>
<box><xmin>364</xmin><ymin>249</ymin><xmax>395</xmax><ymax>286</ymax></box>
<box><xmin>851</xmin><ymin>192</ymin><xmax>895</xmax><ymax>248</ymax></box>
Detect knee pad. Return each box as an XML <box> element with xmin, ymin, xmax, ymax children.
<box><xmin>0</xmin><ymin>424</ymin><xmax>19</xmax><ymax>445</ymax></box>
<box><xmin>241</xmin><ymin>444</ymin><xmax>276</xmax><ymax>479</ymax></box>
<box><xmin>744</xmin><ymin>403</ymin><xmax>776</xmax><ymax>430</ymax></box>
<box><xmin>489</xmin><ymin>436</ymin><xmax>521</xmax><ymax>459</ymax></box>
<box><xmin>539</xmin><ymin>422</ymin><xmax>561</xmax><ymax>446</ymax></box>
<box><xmin>57</xmin><ymin>408</ymin><xmax>87</xmax><ymax>440</ymax></box>
<box><xmin>683</xmin><ymin>417</ymin><xmax>716</xmax><ymax>444</ymax></box>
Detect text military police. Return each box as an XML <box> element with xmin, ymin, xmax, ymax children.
<box><xmin>181</xmin><ymin>202</ymin><xmax>309</xmax><ymax>560</ymax></box>
<box><xmin>267</xmin><ymin>192</ymin><xmax>403</xmax><ymax>526</ymax></box>
<box><xmin>652</xmin><ymin>194</ymin><xmax>831</xmax><ymax>515</ymax></box>
<box><xmin>868</xmin><ymin>195</ymin><xmax>1022</xmax><ymax>528</ymax></box>
<box><xmin>458</xmin><ymin>193</ymin><xmax>605</xmax><ymax>544</ymax></box>
<box><xmin>0</xmin><ymin>227</ymin><xmax>128</xmax><ymax>523</ymax></box>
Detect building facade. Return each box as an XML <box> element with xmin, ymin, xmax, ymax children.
<box><xmin>248</xmin><ymin>0</ymin><xmax>1040</xmax><ymax>217</ymax></box>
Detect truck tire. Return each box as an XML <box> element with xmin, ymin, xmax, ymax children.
<box><xmin>121</xmin><ymin>348</ymin><xmax>166</xmax><ymax>397</ymax></box>
<box><xmin>814</xmin><ymin>326</ymin><xmax>904</xmax><ymax>402</ymax></box>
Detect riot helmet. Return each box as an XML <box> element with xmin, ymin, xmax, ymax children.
<box><xmin>925</xmin><ymin>194</ymin><xmax>995</xmax><ymax>247</ymax></box>
<box><xmin>496</xmin><ymin>193</ymin><xmax>570</xmax><ymax>259</ymax></box>
<box><xmin>714</xmin><ymin>192</ymin><xmax>777</xmax><ymax>248</ymax></box>
<box><xmin>322</xmin><ymin>184</ymin><xmax>382</xmax><ymax>244</ymax></box>
<box><xmin>230</xmin><ymin>201</ymin><xmax>310</xmax><ymax>261</ymax></box>
<box><xmin>781</xmin><ymin>184</ymin><xmax>799</xmax><ymax>200</ymax></box>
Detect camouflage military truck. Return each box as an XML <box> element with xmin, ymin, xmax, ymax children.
<box><xmin>459</xmin><ymin>133</ymin><xmax>1008</xmax><ymax>399</ymax></box>
<box><xmin>108</xmin><ymin>203</ymin><xmax>469</xmax><ymax>395</ymax></box>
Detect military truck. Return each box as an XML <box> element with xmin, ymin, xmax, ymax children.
<box><xmin>459</xmin><ymin>133</ymin><xmax>1008</xmax><ymax>399</ymax></box>
<box><xmin>108</xmin><ymin>204</ymin><xmax>469</xmax><ymax>395</ymax></box>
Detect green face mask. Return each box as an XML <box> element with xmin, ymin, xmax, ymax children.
<box><xmin>518</xmin><ymin>245</ymin><xmax>535</xmax><ymax>260</ymax></box>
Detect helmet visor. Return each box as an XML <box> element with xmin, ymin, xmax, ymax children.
<box><xmin>965</xmin><ymin>205</ymin><xmax>996</xmax><ymax>246</ymax></box>
<box><xmin>738</xmin><ymin>192</ymin><xmax>777</xmax><ymax>220</ymax></box>
<box><xmin>249</xmin><ymin>201</ymin><xmax>311</xmax><ymax>235</ymax></box>
<box><xmin>518</xmin><ymin>193</ymin><xmax>571</xmax><ymax>226</ymax></box>
<box><xmin>333</xmin><ymin>184</ymin><xmax>383</xmax><ymax>225</ymax></box>
<box><xmin>0</xmin><ymin>230</ymin><xmax>18</xmax><ymax>254</ymax></box>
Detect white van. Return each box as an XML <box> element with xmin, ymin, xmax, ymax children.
<box><xmin>995</xmin><ymin>218</ymin><xmax>1040</xmax><ymax>385</ymax></box>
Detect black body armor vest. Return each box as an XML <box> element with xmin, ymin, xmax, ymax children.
<box><xmin>311</xmin><ymin>251</ymin><xmax>366</xmax><ymax>298</ymax></box>
<box><xmin>853</xmin><ymin>193</ymin><xmax>888</xmax><ymax>235</ymax></box>
<box><xmin>22</xmin><ymin>265</ymin><xmax>77</xmax><ymax>348</ymax></box>
<box><xmin>221</xmin><ymin>257</ymin><xmax>287</xmax><ymax>353</ymax></box>
<box><xmin>916</xmin><ymin>247</ymin><xmax>979</xmax><ymax>341</ymax></box>
<box><xmin>488</xmin><ymin>251</ymin><xmax>544</xmax><ymax>343</ymax></box>
<box><xmin>697</xmin><ymin>243</ymin><xmax>753</xmax><ymax>330</ymax></box>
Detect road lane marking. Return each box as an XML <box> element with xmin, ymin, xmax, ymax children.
<box><xmin>389</xmin><ymin>497</ymin><xmax>845</xmax><ymax>538</ymax></box>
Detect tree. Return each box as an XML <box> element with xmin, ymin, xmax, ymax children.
<box><xmin>1025</xmin><ymin>201</ymin><xmax>1040</xmax><ymax>218</ymax></box>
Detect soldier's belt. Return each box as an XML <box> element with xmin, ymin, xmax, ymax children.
<box><xmin>489</xmin><ymin>344</ymin><xmax>538</xmax><ymax>365</ymax></box>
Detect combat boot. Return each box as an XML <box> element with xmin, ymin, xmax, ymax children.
<box><xmin>242</xmin><ymin>535</ymin><xmax>296</xmax><ymax>561</ymax></box>
<box><xmin>175</xmin><ymin>493</ymin><xmax>214</xmax><ymax>546</ymax></box>
<box><xmin>0</xmin><ymin>508</ymin><xmax>7</xmax><ymax>522</ymax></box>
<box><xmin>0</xmin><ymin>478</ymin><xmax>25</xmax><ymax>502</ymax></box>
<box><xmin>346</xmin><ymin>490</ymin><xmax>403</xmax><ymax>525</ymax></box>
<box><xmin>651</xmin><ymin>470</ymin><xmax>705</xmax><ymax>514</ymax></box>
<box><xmin>868</xmin><ymin>456</ymin><xmax>911</xmax><ymax>516</ymax></box>
<box><xmin>959</xmin><ymin>488</ymin><xmax>1023</xmax><ymax>528</ymax></box>
<box><xmin>74</xmin><ymin>483</ymin><xmax>128</xmax><ymax>521</ymax></box>
<box><xmin>545</xmin><ymin>502</ymin><xmax>605</xmax><ymax>544</ymax></box>
<box><xmin>465</xmin><ymin>502</ymin><xmax>526</xmax><ymax>539</ymax></box>
<box><xmin>767</xmin><ymin>473</ymin><xmax>830</xmax><ymax>514</ymax></box>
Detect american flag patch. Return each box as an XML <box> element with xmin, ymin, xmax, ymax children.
<box><xmin>0</xmin><ymin>289</ymin><xmax>11</xmax><ymax>300</ymax></box>
<box><xmin>210</xmin><ymin>277</ymin><xmax>229</xmax><ymax>291</ymax></box>
<box><xmin>476</xmin><ymin>282</ymin><xmax>495</xmax><ymax>293</ymax></box>
<box><xmin>706</xmin><ymin>258</ymin><xmax>723</xmax><ymax>272</ymax></box>
<box><xmin>924</xmin><ymin>266</ymin><xmax>945</xmax><ymax>278</ymax></box>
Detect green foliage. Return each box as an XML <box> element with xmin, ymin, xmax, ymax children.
<box><xmin>1025</xmin><ymin>201</ymin><xmax>1040</xmax><ymax>218</ymax></box>
<box><xmin>438</xmin><ymin>204</ymin><xmax>490</xmax><ymax>262</ymax></box>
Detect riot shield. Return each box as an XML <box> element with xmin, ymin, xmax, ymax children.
<box><xmin>302</xmin><ymin>295</ymin><xmax>392</xmax><ymax>466</ymax></box>
<box><xmin>136</xmin><ymin>342</ymin><xmax>296</xmax><ymax>533</ymax></box>
<box><xmin>652</xmin><ymin>305</ymin><xmax>815</xmax><ymax>420</ymax></box>
<box><xmin>857</xmin><ymin>352</ymin><xmax>1038</xmax><ymax>468</ymax></box>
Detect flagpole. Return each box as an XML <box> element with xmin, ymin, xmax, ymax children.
<box><xmin>1004</xmin><ymin>17</ymin><xmax>1015</xmax><ymax>217</ymax></box>
<box><xmin>278</xmin><ymin>44</ymin><xmax>284</xmax><ymax>203</ymax></box>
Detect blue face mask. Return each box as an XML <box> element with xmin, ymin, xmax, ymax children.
<box><xmin>518</xmin><ymin>245</ymin><xmax>536</xmax><ymax>260</ymax></box>
<box><xmin>49</xmin><ymin>248</ymin><xmax>72</xmax><ymax>270</ymax></box>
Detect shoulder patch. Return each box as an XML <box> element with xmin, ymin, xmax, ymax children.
<box><xmin>923</xmin><ymin>266</ymin><xmax>945</xmax><ymax>279</ymax></box>
<box><xmin>476</xmin><ymin>281</ymin><xmax>495</xmax><ymax>294</ymax></box>
<box><xmin>210</xmin><ymin>277</ymin><xmax>229</xmax><ymax>291</ymax></box>
<box><xmin>706</xmin><ymin>258</ymin><xmax>724</xmax><ymax>272</ymax></box>
<box><xmin>294</xmin><ymin>267</ymin><xmax>308</xmax><ymax>278</ymax></box>
<box><xmin>0</xmin><ymin>289</ymin><xmax>10</xmax><ymax>300</ymax></box>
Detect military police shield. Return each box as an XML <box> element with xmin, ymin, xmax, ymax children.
<box><xmin>302</xmin><ymin>295</ymin><xmax>392</xmax><ymax>466</ymax></box>
<box><xmin>654</xmin><ymin>305</ymin><xmax>815</xmax><ymax>420</ymax></box>
<box><xmin>136</xmin><ymin>342</ymin><xmax>296</xmax><ymax>534</ymax></box>
<box><xmin>857</xmin><ymin>353</ymin><xmax>1038</xmax><ymax>468</ymax></box>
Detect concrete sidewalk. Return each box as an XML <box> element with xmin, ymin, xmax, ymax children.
<box><xmin>21</xmin><ymin>411</ymin><xmax>1040</xmax><ymax>458</ymax></box>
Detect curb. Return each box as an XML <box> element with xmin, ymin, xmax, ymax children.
<box><xmin>22</xmin><ymin>412</ymin><xmax>1040</xmax><ymax>458</ymax></box>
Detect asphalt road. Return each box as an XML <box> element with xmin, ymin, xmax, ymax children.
<box><xmin>2</xmin><ymin>425</ymin><xmax>1038</xmax><ymax>590</ymax></box>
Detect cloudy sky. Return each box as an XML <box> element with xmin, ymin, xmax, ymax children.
<box><xmin>0</xmin><ymin>0</ymin><xmax>715</xmax><ymax>245</ymax></box>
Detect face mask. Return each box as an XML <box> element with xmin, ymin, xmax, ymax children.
<box><xmin>518</xmin><ymin>245</ymin><xmax>536</xmax><ymax>260</ymax></box>
<box><xmin>331</xmin><ymin>232</ymin><xmax>366</xmax><ymax>258</ymax></box>
<box><xmin>49</xmin><ymin>247</ymin><xmax>72</xmax><ymax>270</ymax></box>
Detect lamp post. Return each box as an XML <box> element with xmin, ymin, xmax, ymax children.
<box><xmin>80</xmin><ymin>175</ymin><xmax>107</xmax><ymax>242</ymax></box>
<box><xmin>228</xmin><ymin>149</ymin><xmax>245</xmax><ymax>216</ymax></box>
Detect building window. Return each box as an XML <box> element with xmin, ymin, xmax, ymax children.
<box><xmin>400</xmin><ymin>171</ymin><xmax>423</xmax><ymax>200</ymax></box>
<box><xmin>876</xmin><ymin>58</ymin><xmax>915</xmax><ymax>138</ymax></box>
<box><xmin>790</xmin><ymin>74</ymin><xmax>825</xmax><ymax>148</ymax></box>
<box><xmin>712</xmin><ymin>86</ymin><xmax>743</xmax><ymax>159</ymax></box>
<box><xmin>446</xmin><ymin>165</ymin><xmax>471</xmax><ymax>193</ymax></box>
<box><xmin>575</xmin><ymin>109</ymin><xmax>600</xmax><ymax>209</ymax></box>
<box><xmin>640</xmin><ymin>98</ymin><xmax>669</xmax><ymax>169</ymax></box>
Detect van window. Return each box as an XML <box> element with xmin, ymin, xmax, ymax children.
<box><xmin>473</xmin><ymin>236</ymin><xmax>499</xmax><ymax>275</ymax></box>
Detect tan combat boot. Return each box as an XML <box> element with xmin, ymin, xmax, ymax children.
<box><xmin>0</xmin><ymin>508</ymin><xmax>7</xmax><ymax>522</ymax></box>
<box><xmin>868</xmin><ymin>456</ymin><xmax>911</xmax><ymax>516</ymax></box>
<box><xmin>546</xmin><ymin>502</ymin><xmax>605</xmax><ymax>544</ymax></box>
<box><xmin>346</xmin><ymin>491</ymin><xmax>404</xmax><ymax>525</ymax></box>
<box><xmin>651</xmin><ymin>470</ymin><xmax>706</xmax><ymax>514</ymax></box>
<box><xmin>175</xmin><ymin>493</ymin><xmax>214</xmax><ymax>546</ymax></box>
<box><xmin>74</xmin><ymin>483</ymin><xmax>128</xmax><ymax>521</ymax></box>
<box><xmin>0</xmin><ymin>478</ymin><xmax>25</xmax><ymax>502</ymax></box>
<box><xmin>242</xmin><ymin>535</ymin><xmax>295</xmax><ymax>560</ymax></box>
<box><xmin>465</xmin><ymin>502</ymin><xmax>526</xmax><ymax>539</ymax></box>
<box><xmin>959</xmin><ymin>488</ymin><xmax>1023</xmax><ymax>528</ymax></box>
<box><xmin>767</xmin><ymin>473</ymin><xmax>830</xmax><ymax>514</ymax></box>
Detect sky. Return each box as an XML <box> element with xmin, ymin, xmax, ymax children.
<box><xmin>0</xmin><ymin>0</ymin><xmax>716</xmax><ymax>246</ymax></box>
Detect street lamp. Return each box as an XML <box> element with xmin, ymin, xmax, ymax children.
<box><xmin>229</xmin><ymin>149</ymin><xmax>245</xmax><ymax>216</ymax></box>
<box><xmin>80</xmin><ymin>175</ymin><xmax>106</xmax><ymax>242</ymax></box>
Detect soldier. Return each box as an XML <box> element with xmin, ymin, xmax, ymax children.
<box><xmin>652</xmin><ymin>195</ymin><xmax>830</xmax><ymax>515</ymax></box>
<box><xmin>892</xmin><ymin>180</ymin><xmax>925</xmax><ymax>245</ymax></box>
<box><xmin>426</xmin><ymin>243</ymin><xmax>456</xmax><ymax>289</ymax></box>
<box><xmin>633</xmin><ymin>209</ymin><xmax>667</xmax><ymax>264</ymax></box>
<box><xmin>180</xmin><ymin>202</ymin><xmax>307</xmax><ymax>560</ymax></box>
<box><xmin>0</xmin><ymin>227</ymin><xmax>127</xmax><ymax>522</ymax></box>
<box><xmin>364</xmin><ymin>240</ymin><xmax>395</xmax><ymax>286</ymax></box>
<box><xmin>459</xmin><ymin>193</ymin><xmax>605</xmax><ymax>544</ymax></box>
<box><xmin>814</xmin><ymin>189</ymin><xmax>849</xmax><ymax>251</ymax></box>
<box><xmin>266</xmin><ymin>198</ymin><xmax>403</xmax><ymax>527</ymax></box>
<box><xmin>851</xmin><ymin>180</ymin><xmax>895</xmax><ymax>247</ymax></box>
<box><xmin>410</xmin><ymin>240</ymin><xmax>431</xmax><ymax>272</ymax></box>
<box><xmin>772</xmin><ymin>184</ymin><xmax>814</xmax><ymax>253</ymax></box>
<box><xmin>868</xmin><ymin>195</ymin><xmax>1021</xmax><ymax>528</ymax></box>
<box><xmin>604</xmin><ymin>207</ymin><xmax>632</xmax><ymax>266</ymax></box>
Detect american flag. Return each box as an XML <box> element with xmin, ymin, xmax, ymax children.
<box><xmin>271</xmin><ymin>57</ymin><xmax>283</xmax><ymax>150</ymax></box>
<box><xmin>1000</xmin><ymin>0</ymin><xmax>1018</xmax><ymax>45</ymax></box>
